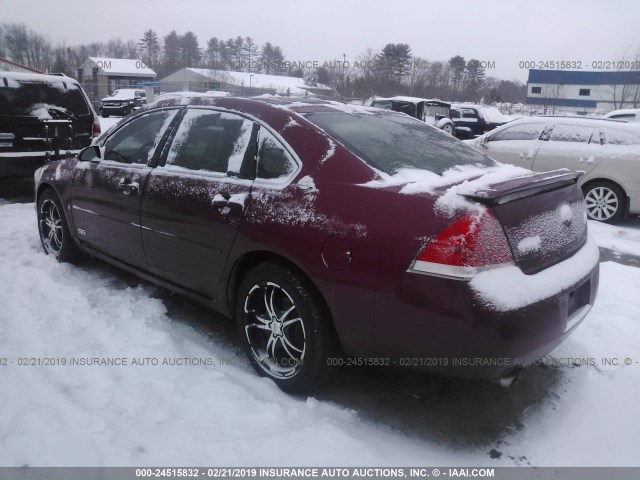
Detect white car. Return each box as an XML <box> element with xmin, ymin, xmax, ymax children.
<box><xmin>465</xmin><ymin>116</ymin><xmax>640</xmax><ymax>223</ymax></box>
<box><xmin>604</xmin><ymin>108</ymin><xmax>640</xmax><ymax>123</ymax></box>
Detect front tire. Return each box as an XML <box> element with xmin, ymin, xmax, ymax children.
<box><xmin>37</xmin><ymin>190</ymin><xmax>80</xmax><ymax>263</ymax></box>
<box><xmin>583</xmin><ymin>181</ymin><xmax>625</xmax><ymax>223</ymax></box>
<box><xmin>236</xmin><ymin>262</ymin><xmax>336</xmax><ymax>393</ymax></box>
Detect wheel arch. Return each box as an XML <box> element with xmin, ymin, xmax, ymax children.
<box><xmin>581</xmin><ymin>177</ymin><xmax>630</xmax><ymax>219</ymax></box>
<box><xmin>224</xmin><ymin>250</ymin><xmax>341</xmax><ymax>348</ymax></box>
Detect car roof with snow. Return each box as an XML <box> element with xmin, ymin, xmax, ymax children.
<box><xmin>373</xmin><ymin>96</ymin><xmax>450</xmax><ymax>105</ymax></box>
<box><xmin>1</xmin><ymin>71</ymin><xmax>79</xmax><ymax>86</ymax></box>
<box><xmin>147</xmin><ymin>94</ymin><xmax>385</xmax><ymax>116</ymax></box>
<box><xmin>605</xmin><ymin>108</ymin><xmax>640</xmax><ymax>117</ymax></box>
<box><xmin>485</xmin><ymin>115</ymin><xmax>640</xmax><ymax>133</ymax></box>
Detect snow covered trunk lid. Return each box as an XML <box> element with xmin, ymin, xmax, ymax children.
<box><xmin>466</xmin><ymin>171</ymin><xmax>588</xmax><ymax>274</ymax></box>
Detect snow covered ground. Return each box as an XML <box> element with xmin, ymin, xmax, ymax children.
<box><xmin>0</xmin><ymin>201</ymin><xmax>639</xmax><ymax>467</ymax></box>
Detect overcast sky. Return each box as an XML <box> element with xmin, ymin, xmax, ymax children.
<box><xmin>1</xmin><ymin>0</ymin><xmax>639</xmax><ymax>82</ymax></box>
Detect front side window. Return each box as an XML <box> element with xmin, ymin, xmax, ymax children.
<box><xmin>305</xmin><ymin>111</ymin><xmax>494</xmax><ymax>175</ymax></box>
<box><xmin>165</xmin><ymin>109</ymin><xmax>255</xmax><ymax>174</ymax></box>
<box><xmin>103</xmin><ymin>109</ymin><xmax>178</xmax><ymax>164</ymax></box>
<box><xmin>256</xmin><ymin>129</ymin><xmax>297</xmax><ymax>180</ymax></box>
<box><xmin>489</xmin><ymin>123</ymin><xmax>545</xmax><ymax>142</ymax></box>
<box><xmin>548</xmin><ymin>124</ymin><xmax>599</xmax><ymax>144</ymax></box>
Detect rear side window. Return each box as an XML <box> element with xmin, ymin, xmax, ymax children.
<box><xmin>489</xmin><ymin>123</ymin><xmax>545</xmax><ymax>142</ymax></box>
<box><xmin>604</xmin><ymin>128</ymin><xmax>640</xmax><ymax>145</ymax></box>
<box><xmin>103</xmin><ymin>109</ymin><xmax>178</xmax><ymax>164</ymax></box>
<box><xmin>549</xmin><ymin>124</ymin><xmax>600</xmax><ymax>144</ymax></box>
<box><xmin>305</xmin><ymin>111</ymin><xmax>494</xmax><ymax>175</ymax></box>
<box><xmin>256</xmin><ymin>129</ymin><xmax>297</xmax><ymax>180</ymax></box>
<box><xmin>165</xmin><ymin>109</ymin><xmax>254</xmax><ymax>174</ymax></box>
<box><xmin>461</xmin><ymin>109</ymin><xmax>478</xmax><ymax>119</ymax></box>
<box><xmin>0</xmin><ymin>80</ymin><xmax>90</xmax><ymax>117</ymax></box>
<box><xmin>608</xmin><ymin>114</ymin><xmax>636</xmax><ymax>122</ymax></box>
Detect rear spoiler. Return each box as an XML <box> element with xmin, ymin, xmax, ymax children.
<box><xmin>461</xmin><ymin>169</ymin><xmax>584</xmax><ymax>206</ymax></box>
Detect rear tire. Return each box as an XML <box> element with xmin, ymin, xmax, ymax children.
<box><xmin>236</xmin><ymin>262</ymin><xmax>336</xmax><ymax>393</ymax></box>
<box><xmin>37</xmin><ymin>189</ymin><xmax>81</xmax><ymax>263</ymax></box>
<box><xmin>583</xmin><ymin>181</ymin><xmax>625</xmax><ymax>224</ymax></box>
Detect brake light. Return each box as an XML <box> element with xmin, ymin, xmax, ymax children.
<box><xmin>409</xmin><ymin>210</ymin><xmax>513</xmax><ymax>279</ymax></box>
<box><xmin>92</xmin><ymin>117</ymin><xmax>101</xmax><ymax>137</ymax></box>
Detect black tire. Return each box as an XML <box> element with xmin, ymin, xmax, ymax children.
<box><xmin>101</xmin><ymin>111</ymin><xmax>109</xmax><ymax>118</ymax></box>
<box><xmin>37</xmin><ymin>189</ymin><xmax>81</xmax><ymax>263</ymax></box>
<box><xmin>583</xmin><ymin>181</ymin><xmax>625</xmax><ymax>224</ymax></box>
<box><xmin>236</xmin><ymin>262</ymin><xmax>337</xmax><ymax>393</ymax></box>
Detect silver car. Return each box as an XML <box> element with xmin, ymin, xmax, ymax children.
<box><xmin>465</xmin><ymin>116</ymin><xmax>640</xmax><ymax>223</ymax></box>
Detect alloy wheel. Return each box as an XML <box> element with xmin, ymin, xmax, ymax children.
<box><xmin>585</xmin><ymin>186</ymin><xmax>619</xmax><ymax>221</ymax></box>
<box><xmin>243</xmin><ymin>281</ymin><xmax>306</xmax><ymax>379</ymax></box>
<box><xmin>39</xmin><ymin>199</ymin><xmax>64</xmax><ymax>255</ymax></box>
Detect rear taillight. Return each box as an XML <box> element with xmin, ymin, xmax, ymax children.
<box><xmin>409</xmin><ymin>210</ymin><xmax>513</xmax><ymax>280</ymax></box>
<box><xmin>92</xmin><ymin>117</ymin><xmax>101</xmax><ymax>137</ymax></box>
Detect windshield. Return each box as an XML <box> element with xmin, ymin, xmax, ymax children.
<box><xmin>0</xmin><ymin>81</ymin><xmax>90</xmax><ymax>117</ymax></box>
<box><xmin>306</xmin><ymin>111</ymin><xmax>495</xmax><ymax>175</ymax></box>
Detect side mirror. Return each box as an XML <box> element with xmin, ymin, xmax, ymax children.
<box><xmin>78</xmin><ymin>145</ymin><xmax>101</xmax><ymax>162</ymax></box>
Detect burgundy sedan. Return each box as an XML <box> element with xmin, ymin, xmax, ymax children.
<box><xmin>34</xmin><ymin>96</ymin><xmax>599</xmax><ymax>392</ymax></box>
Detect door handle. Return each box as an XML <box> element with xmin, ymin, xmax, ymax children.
<box><xmin>520</xmin><ymin>151</ymin><xmax>533</xmax><ymax>160</ymax></box>
<box><xmin>579</xmin><ymin>157</ymin><xmax>594</xmax><ymax>165</ymax></box>
<box><xmin>212</xmin><ymin>193</ymin><xmax>244</xmax><ymax>213</ymax></box>
<box><xmin>117</xmin><ymin>180</ymin><xmax>139</xmax><ymax>195</ymax></box>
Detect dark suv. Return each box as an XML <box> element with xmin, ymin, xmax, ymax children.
<box><xmin>0</xmin><ymin>71</ymin><xmax>100</xmax><ymax>178</ymax></box>
<box><xmin>450</xmin><ymin>103</ymin><xmax>506</xmax><ymax>138</ymax></box>
<box><xmin>100</xmin><ymin>89</ymin><xmax>146</xmax><ymax>117</ymax></box>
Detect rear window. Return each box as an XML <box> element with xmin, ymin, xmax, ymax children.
<box><xmin>0</xmin><ymin>80</ymin><xmax>90</xmax><ymax>117</ymax></box>
<box><xmin>305</xmin><ymin>111</ymin><xmax>494</xmax><ymax>175</ymax></box>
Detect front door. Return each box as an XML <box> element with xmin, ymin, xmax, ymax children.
<box><xmin>481</xmin><ymin>122</ymin><xmax>548</xmax><ymax>169</ymax></box>
<box><xmin>70</xmin><ymin>108</ymin><xmax>180</xmax><ymax>268</ymax></box>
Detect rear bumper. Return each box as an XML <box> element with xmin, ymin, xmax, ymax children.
<box><xmin>0</xmin><ymin>152</ymin><xmax>47</xmax><ymax>178</ymax></box>
<box><xmin>373</xmin><ymin>236</ymin><xmax>600</xmax><ymax>380</ymax></box>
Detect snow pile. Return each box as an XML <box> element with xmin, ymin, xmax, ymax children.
<box><xmin>588</xmin><ymin>220</ymin><xmax>640</xmax><ymax>257</ymax></box>
<box><xmin>363</xmin><ymin>163</ymin><xmax>530</xmax><ymax>216</ymax></box>
<box><xmin>470</xmin><ymin>234</ymin><xmax>599</xmax><ymax>311</ymax></box>
<box><xmin>517</xmin><ymin>235</ymin><xmax>541</xmax><ymax>255</ymax></box>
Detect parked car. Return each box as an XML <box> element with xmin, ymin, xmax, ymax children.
<box><xmin>465</xmin><ymin>116</ymin><xmax>640</xmax><ymax>223</ymax></box>
<box><xmin>100</xmin><ymin>89</ymin><xmax>146</xmax><ymax>117</ymax></box>
<box><xmin>450</xmin><ymin>103</ymin><xmax>506</xmax><ymax>138</ymax></box>
<box><xmin>604</xmin><ymin>108</ymin><xmax>640</xmax><ymax>123</ymax></box>
<box><xmin>370</xmin><ymin>96</ymin><xmax>456</xmax><ymax>135</ymax></box>
<box><xmin>34</xmin><ymin>96</ymin><xmax>599</xmax><ymax>392</ymax></box>
<box><xmin>0</xmin><ymin>71</ymin><xmax>100</xmax><ymax>178</ymax></box>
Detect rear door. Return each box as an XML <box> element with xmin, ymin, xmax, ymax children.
<box><xmin>140</xmin><ymin>107</ymin><xmax>257</xmax><ymax>299</ymax></box>
<box><xmin>532</xmin><ymin>123</ymin><xmax>603</xmax><ymax>175</ymax></box>
<box><xmin>481</xmin><ymin>122</ymin><xmax>547</xmax><ymax>169</ymax></box>
<box><xmin>70</xmin><ymin>108</ymin><xmax>180</xmax><ymax>268</ymax></box>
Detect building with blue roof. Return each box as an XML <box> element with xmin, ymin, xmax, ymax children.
<box><xmin>526</xmin><ymin>69</ymin><xmax>640</xmax><ymax>114</ymax></box>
